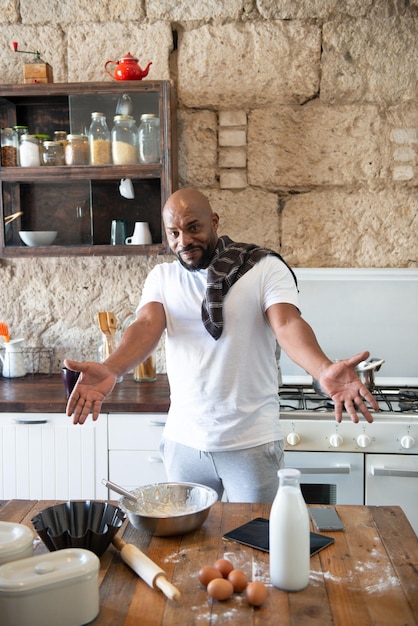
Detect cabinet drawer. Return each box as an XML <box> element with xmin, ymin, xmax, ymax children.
<box><xmin>109</xmin><ymin>451</ymin><xmax>167</xmax><ymax>489</ymax></box>
<box><xmin>108</xmin><ymin>413</ymin><xmax>166</xmax><ymax>450</ymax></box>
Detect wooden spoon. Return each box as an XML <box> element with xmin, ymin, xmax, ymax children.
<box><xmin>97</xmin><ymin>311</ymin><xmax>111</xmax><ymax>359</ymax></box>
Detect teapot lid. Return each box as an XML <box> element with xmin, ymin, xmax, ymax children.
<box><xmin>120</xmin><ymin>52</ymin><xmax>138</xmax><ymax>62</ymax></box>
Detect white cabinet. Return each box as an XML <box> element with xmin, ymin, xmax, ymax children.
<box><xmin>108</xmin><ymin>413</ymin><xmax>167</xmax><ymax>491</ymax></box>
<box><xmin>0</xmin><ymin>413</ymin><xmax>108</xmax><ymax>500</ymax></box>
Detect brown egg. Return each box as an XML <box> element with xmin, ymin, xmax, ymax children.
<box><xmin>227</xmin><ymin>569</ymin><xmax>248</xmax><ymax>592</ymax></box>
<box><xmin>198</xmin><ymin>566</ymin><xmax>223</xmax><ymax>587</ymax></box>
<box><xmin>207</xmin><ymin>577</ymin><xmax>234</xmax><ymax>601</ymax></box>
<box><xmin>213</xmin><ymin>558</ymin><xmax>234</xmax><ymax>578</ymax></box>
<box><xmin>246</xmin><ymin>581</ymin><xmax>268</xmax><ymax>607</ymax></box>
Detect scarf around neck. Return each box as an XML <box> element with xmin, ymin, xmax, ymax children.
<box><xmin>201</xmin><ymin>236</ymin><xmax>298</xmax><ymax>340</ymax></box>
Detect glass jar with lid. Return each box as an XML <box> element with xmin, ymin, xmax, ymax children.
<box><xmin>88</xmin><ymin>112</ymin><xmax>111</xmax><ymax>165</ymax></box>
<box><xmin>42</xmin><ymin>140</ymin><xmax>65</xmax><ymax>166</ymax></box>
<box><xmin>138</xmin><ymin>114</ymin><xmax>161</xmax><ymax>164</ymax></box>
<box><xmin>111</xmin><ymin>115</ymin><xmax>138</xmax><ymax>165</ymax></box>
<box><xmin>20</xmin><ymin>135</ymin><xmax>41</xmax><ymax>167</ymax></box>
<box><xmin>13</xmin><ymin>126</ymin><xmax>29</xmax><ymax>164</ymax></box>
<box><xmin>1</xmin><ymin>128</ymin><xmax>18</xmax><ymax>167</ymax></box>
<box><xmin>65</xmin><ymin>134</ymin><xmax>89</xmax><ymax>165</ymax></box>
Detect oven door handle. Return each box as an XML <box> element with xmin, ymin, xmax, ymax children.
<box><xmin>371</xmin><ymin>466</ymin><xmax>418</xmax><ymax>478</ymax></box>
<box><xmin>295</xmin><ymin>465</ymin><xmax>351</xmax><ymax>474</ymax></box>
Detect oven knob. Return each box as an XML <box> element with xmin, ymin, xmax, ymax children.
<box><xmin>357</xmin><ymin>434</ymin><xmax>371</xmax><ymax>448</ymax></box>
<box><xmin>286</xmin><ymin>432</ymin><xmax>301</xmax><ymax>446</ymax></box>
<box><xmin>400</xmin><ymin>435</ymin><xmax>415</xmax><ymax>449</ymax></box>
<box><xmin>329</xmin><ymin>433</ymin><xmax>343</xmax><ymax>448</ymax></box>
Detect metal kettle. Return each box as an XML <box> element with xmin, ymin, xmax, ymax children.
<box><xmin>104</xmin><ymin>52</ymin><xmax>152</xmax><ymax>81</ymax></box>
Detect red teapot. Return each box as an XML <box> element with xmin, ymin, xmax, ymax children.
<box><xmin>105</xmin><ymin>52</ymin><xmax>152</xmax><ymax>81</ymax></box>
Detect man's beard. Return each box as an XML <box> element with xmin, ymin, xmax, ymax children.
<box><xmin>177</xmin><ymin>243</ymin><xmax>214</xmax><ymax>271</ymax></box>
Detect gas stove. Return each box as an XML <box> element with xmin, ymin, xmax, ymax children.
<box><xmin>279</xmin><ymin>384</ymin><xmax>418</xmax><ymax>454</ymax></box>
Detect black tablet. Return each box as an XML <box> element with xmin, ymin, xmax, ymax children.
<box><xmin>223</xmin><ymin>517</ymin><xmax>334</xmax><ymax>556</ymax></box>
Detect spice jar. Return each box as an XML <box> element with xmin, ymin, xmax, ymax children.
<box><xmin>111</xmin><ymin>115</ymin><xmax>138</xmax><ymax>165</ymax></box>
<box><xmin>20</xmin><ymin>135</ymin><xmax>41</xmax><ymax>167</ymax></box>
<box><xmin>54</xmin><ymin>130</ymin><xmax>68</xmax><ymax>152</ymax></box>
<box><xmin>138</xmin><ymin>114</ymin><xmax>160</xmax><ymax>164</ymax></box>
<box><xmin>42</xmin><ymin>140</ymin><xmax>65</xmax><ymax>166</ymax></box>
<box><xmin>65</xmin><ymin>134</ymin><xmax>89</xmax><ymax>165</ymax></box>
<box><xmin>1</xmin><ymin>128</ymin><xmax>18</xmax><ymax>167</ymax></box>
<box><xmin>88</xmin><ymin>112</ymin><xmax>111</xmax><ymax>165</ymax></box>
<box><xmin>13</xmin><ymin>126</ymin><xmax>29</xmax><ymax>165</ymax></box>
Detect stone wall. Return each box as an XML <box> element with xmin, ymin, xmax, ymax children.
<box><xmin>0</xmin><ymin>0</ymin><xmax>417</xmax><ymax>371</ymax></box>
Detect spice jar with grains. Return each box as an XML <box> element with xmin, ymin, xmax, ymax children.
<box><xmin>88</xmin><ymin>112</ymin><xmax>111</xmax><ymax>165</ymax></box>
<box><xmin>65</xmin><ymin>134</ymin><xmax>89</xmax><ymax>165</ymax></box>
<box><xmin>1</xmin><ymin>128</ymin><xmax>18</xmax><ymax>167</ymax></box>
<box><xmin>42</xmin><ymin>140</ymin><xmax>65</xmax><ymax>166</ymax></box>
<box><xmin>111</xmin><ymin>115</ymin><xmax>138</xmax><ymax>165</ymax></box>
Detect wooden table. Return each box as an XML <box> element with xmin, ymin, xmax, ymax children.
<box><xmin>1</xmin><ymin>501</ymin><xmax>417</xmax><ymax>625</ymax></box>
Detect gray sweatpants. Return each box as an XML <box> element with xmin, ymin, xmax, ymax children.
<box><xmin>159</xmin><ymin>438</ymin><xmax>285</xmax><ymax>503</ymax></box>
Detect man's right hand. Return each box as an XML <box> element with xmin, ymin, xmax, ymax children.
<box><xmin>64</xmin><ymin>359</ymin><xmax>117</xmax><ymax>424</ymax></box>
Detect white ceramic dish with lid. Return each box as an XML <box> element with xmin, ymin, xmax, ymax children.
<box><xmin>0</xmin><ymin>548</ymin><xmax>100</xmax><ymax>626</ymax></box>
<box><xmin>0</xmin><ymin>521</ymin><xmax>34</xmax><ymax>565</ymax></box>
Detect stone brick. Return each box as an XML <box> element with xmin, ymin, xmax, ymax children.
<box><xmin>257</xmin><ymin>0</ymin><xmax>373</xmax><ymax>19</ymax></box>
<box><xmin>218</xmin><ymin>147</ymin><xmax>247</xmax><ymax>168</ymax></box>
<box><xmin>219</xmin><ymin>170</ymin><xmax>248</xmax><ymax>189</ymax></box>
<box><xmin>146</xmin><ymin>0</ymin><xmax>243</xmax><ymax>20</ymax></box>
<box><xmin>321</xmin><ymin>17</ymin><xmax>418</xmax><ymax>104</ymax></box>
<box><xmin>177</xmin><ymin>109</ymin><xmax>218</xmax><ymax>187</ymax></box>
<box><xmin>281</xmin><ymin>188</ymin><xmax>418</xmax><ymax>268</ymax></box>
<box><xmin>218</xmin><ymin>128</ymin><xmax>247</xmax><ymax>147</ymax></box>
<box><xmin>248</xmin><ymin>102</ymin><xmax>382</xmax><ymax>188</ymax></box>
<box><xmin>219</xmin><ymin>111</ymin><xmax>247</xmax><ymax>127</ymax></box>
<box><xmin>206</xmin><ymin>188</ymin><xmax>280</xmax><ymax>250</ymax></box>
<box><xmin>176</xmin><ymin>22</ymin><xmax>321</xmax><ymax>108</ymax></box>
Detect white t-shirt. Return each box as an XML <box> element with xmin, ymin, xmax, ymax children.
<box><xmin>139</xmin><ymin>255</ymin><xmax>299</xmax><ymax>451</ymax></box>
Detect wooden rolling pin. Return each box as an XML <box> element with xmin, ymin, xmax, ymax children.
<box><xmin>112</xmin><ymin>536</ymin><xmax>181</xmax><ymax>602</ymax></box>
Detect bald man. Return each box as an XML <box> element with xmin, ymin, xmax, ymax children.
<box><xmin>65</xmin><ymin>188</ymin><xmax>378</xmax><ymax>502</ymax></box>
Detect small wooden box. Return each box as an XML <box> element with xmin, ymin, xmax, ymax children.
<box><xmin>23</xmin><ymin>62</ymin><xmax>53</xmax><ymax>84</ymax></box>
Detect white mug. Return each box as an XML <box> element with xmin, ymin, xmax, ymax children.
<box><xmin>119</xmin><ymin>178</ymin><xmax>135</xmax><ymax>199</ymax></box>
<box><xmin>125</xmin><ymin>222</ymin><xmax>152</xmax><ymax>245</ymax></box>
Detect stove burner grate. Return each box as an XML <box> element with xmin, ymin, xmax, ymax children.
<box><xmin>279</xmin><ymin>385</ymin><xmax>418</xmax><ymax>414</ymax></box>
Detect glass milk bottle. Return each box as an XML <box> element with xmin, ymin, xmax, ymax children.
<box><xmin>269</xmin><ymin>468</ymin><xmax>310</xmax><ymax>591</ymax></box>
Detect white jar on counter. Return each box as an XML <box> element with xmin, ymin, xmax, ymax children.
<box><xmin>19</xmin><ymin>134</ymin><xmax>41</xmax><ymax>167</ymax></box>
<box><xmin>138</xmin><ymin>114</ymin><xmax>160</xmax><ymax>164</ymax></box>
<box><xmin>111</xmin><ymin>115</ymin><xmax>138</xmax><ymax>165</ymax></box>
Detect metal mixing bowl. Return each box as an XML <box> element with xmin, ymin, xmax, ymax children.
<box><xmin>119</xmin><ymin>482</ymin><xmax>218</xmax><ymax>536</ymax></box>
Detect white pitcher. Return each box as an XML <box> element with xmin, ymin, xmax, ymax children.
<box><xmin>125</xmin><ymin>222</ymin><xmax>152</xmax><ymax>245</ymax></box>
<box><xmin>0</xmin><ymin>338</ymin><xmax>26</xmax><ymax>378</ymax></box>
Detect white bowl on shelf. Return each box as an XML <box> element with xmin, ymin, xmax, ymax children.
<box><xmin>19</xmin><ymin>231</ymin><xmax>57</xmax><ymax>246</ymax></box>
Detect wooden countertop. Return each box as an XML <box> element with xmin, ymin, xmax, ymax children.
<box><xmin>1</xmin><ymin>500</ymin><xmax>417</xmax><ymax>625</ymax></box>
<box><xmin>0</xmin><ymin>373</ymin><xmax>170</xmax><ymax>413</ymax></box>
